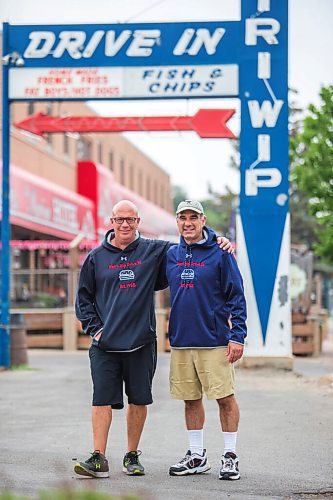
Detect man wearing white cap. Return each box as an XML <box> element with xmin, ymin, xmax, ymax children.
<box><xmin>167</xmin><ymin>200</ymin><xmax>247</xmax><ymax>481</ymax></box>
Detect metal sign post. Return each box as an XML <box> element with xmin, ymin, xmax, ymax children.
<box><xmin>1</xmin><ymin>23</ymin><xmax>11</xmax><ymax>367</ymax></box>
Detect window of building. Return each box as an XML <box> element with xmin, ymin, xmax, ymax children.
<box><xmin>160</xmin><ymin>185</ymin><xmax>165</xmax><ymax>209</ymax></box>
<box><xmin>146</xmin><ymin>176</ymin><xmax>151</xmax><ymax>200</ymax></box>
<box><xmin>120</xmin><ymin>159</ymin><xmax>125</xmax><ymax>185</ymax></box>
<box><xmin>154</xmin><ymin>180</ymin><xmax>158</xmax><ymax>204</ymax></box>
<box><xmin>109</xmin><ymin>150</ymin><xmax>113</xmax><ymax>171</ymax></box>
<box><xmin>138</xmin><ymin>170</ymin><xmax>143</xmax><ymax>195</ymax></box>
<box><xmin>63</xmin><ymin>134</ymin><xmax>69</xmax><ymax>157</ymax></box>
<box><xmin>45</xmin><ymin>102</ymin><xmax>53</xmax><ymax>115</ymax></box>
<box><xmin>27</xmin><ymin>102</ymin><xmax>34</xmax><ymax>115</ymax></box>
<box><xmin>77</xmin><ymin>137</ymin><xmax>92</xmax><ymax>160</ymax></box>
<box><xmin>45</xmin><ymin>102</ymin><xmax>53</xmax><ymax>148</ymax></box>
<box><xmin>98</xmin><ymin>142</ymin><xmax>103</xmax><ymax>163</ymax></box>
<box><xmin>129</xmin><ymin>164</ymin><xmax>134</xmax><ymax>190</ymax></box>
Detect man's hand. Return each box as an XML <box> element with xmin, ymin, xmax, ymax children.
<box><xmin>226</xmin><ymin>342</ymin><xmax>244</xmax><ymax>363</ymax></box>
<box><xmin>93</xmin><ymin>331</ymin><xmax>102</xmax><ymax>341</ymax></box>
<box><xmin>217</xmin><ymin>236</ymin><xmax>234</xmax><ymax>254</ymax></box>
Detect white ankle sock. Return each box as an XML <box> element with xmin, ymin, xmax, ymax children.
<box><xmin>223</xmin><ymin>431</ymin><xmax>237</xmax><ymax>454</ymax></box>
<box><xmin>188</xmin><ymin>429</ymin><xmax>204</xmax><ymax>455</ymax></box>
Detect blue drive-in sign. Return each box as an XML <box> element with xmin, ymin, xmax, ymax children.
<box><xmin>8</xmin><ymin>21</ymin><xmax>241</xmax><ymax>100</ymax></box>
<box><xmin>238</xmin><ymin>0</ymin><xmax>290</xmax><ymax>354</ymax></box>
<box><xmin>8</xmin><ymin>21</ymin><xmax>240</xmax><ymax>67</ymax></box>
<box><xmin>3</xmin><ymin>0</ymin><xmax>290</xmax><ymax>359</ymax></box>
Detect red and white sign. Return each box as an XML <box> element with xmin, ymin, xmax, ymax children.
<box><xmin>9</xmin><ymin>67</ymin><xmax>122</xmax><ymax>99</ymax></box>
<box><xmin>9</xmin><ymin>64</ymin><xmax>238</xmax><ymax>100</ymax></box>
<box><xmin>0</xmin><ymin>164</ymin><xmax>96</xmax><ymax>241</ymax></box>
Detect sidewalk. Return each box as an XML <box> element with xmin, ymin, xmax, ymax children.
<box><xmin>0</xmin><ymin>345</ymin><xmax>333</xmax><ymax>499</ymax></box>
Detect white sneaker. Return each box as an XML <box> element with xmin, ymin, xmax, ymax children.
<box><xmin>219</xmin><ymin>452</ymin><xmax>240</xmax><ymax>480</ymax></box>
<box><xmin>169</xmin><ymin>449</ymin><xmax>211</xmax><ymax>476</ymax></box>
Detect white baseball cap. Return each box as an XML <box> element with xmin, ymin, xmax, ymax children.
<box><xmin>176</xmin><ymin>199</ymin><xmax>205</xmax><ymax>215</ymax></box>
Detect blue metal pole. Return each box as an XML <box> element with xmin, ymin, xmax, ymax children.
<box><xmin>1</xmin><ymin>22</ymin><xmax>11</xmax><ymax>368</ymax></box>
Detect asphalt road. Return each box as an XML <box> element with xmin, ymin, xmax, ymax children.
<box><xmin>0</xmin><ymin>349</ymin><xmax>333</xmax><ymax>500</ymax></box>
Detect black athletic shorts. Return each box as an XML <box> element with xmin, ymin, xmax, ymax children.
<box><xmin>89</xmin><ymin>341</ymin><xmax>157</xmax><ymax>409</ymax></box>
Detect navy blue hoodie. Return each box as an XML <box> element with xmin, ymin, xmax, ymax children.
<box><xmin>76</xmin><ymin>230</ymin><xmax>169</xmax><ymax>352</ymax></box>
<box><xmin>166</xmin><ymin>226</ymin><xmax>247</xmax><ymax>348</ymax></box>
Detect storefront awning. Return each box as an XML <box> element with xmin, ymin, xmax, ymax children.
<box><xmin>0</xmin><ymin>163</ymin><xmax>96</xmax><ymax>241</ymax></box>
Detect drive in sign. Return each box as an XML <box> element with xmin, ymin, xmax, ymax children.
<box><xmin>7</xmin><ymin>21</ymin><xmax>241</xmax><ymax>100</ymax></box>
<box><xmin>1</xmin><ymin>0</ymin><xmax>290</xmax><ymax>368</ymax></box>
<box><xmin>8</xmin><ymin>22</ymin><xmax>240</xmax><ymax>66</ymax></box>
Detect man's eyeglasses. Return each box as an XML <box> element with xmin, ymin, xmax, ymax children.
<box><xmin>111</xmin><ymin>217</ymin><xmax>139</xmax><ymax>225</ymax></box>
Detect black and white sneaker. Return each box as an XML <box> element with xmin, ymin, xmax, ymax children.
<box><xmin>219</xmin><ymin>452</ymin><xmax>240</xmax><ymax>480</ymax></box>
<box><xmin>169</xmin><ymin>449</ymin><xmax>211</xmax><ymax>476</ymax></box>
<box><xmin>74</xmin><ymin>451</ymin><xmax>109</xmax><ymax>478</ymax></box>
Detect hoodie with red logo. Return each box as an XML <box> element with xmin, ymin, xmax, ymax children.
<box><xmin>166</xmin><ymin>226</ymin><xmax>247</xmax><ymax>348</ymax></box>
<box><xmin>76</xmin><ymin>230</ymin><xmax>169</xmax><ymax>352</ymax></box>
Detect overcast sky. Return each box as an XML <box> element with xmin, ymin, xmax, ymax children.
<box><xmin>1</xmin><ymin>0</ymin><xmax>332</xmax><ymax>199</ymax></box>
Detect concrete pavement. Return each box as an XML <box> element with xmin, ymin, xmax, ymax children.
<box><xmin>0</xmin><ymin>345</ymin><xmax>333</xmax><ymax>500</ymax></box>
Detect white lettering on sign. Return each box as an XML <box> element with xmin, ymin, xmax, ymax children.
<box><xmin>257</xmin><ymin>134</ymin><xmax>270</xmax><ymax>162</ymax></box>
<box><xmin>27</xmin><ymin>188</ymin><xmax>52</xmax><ymax>221</ymax></box>
<box><xmin>126</xmin><ymin>30</ymin><xmax>161</xmax><ymax>56</ymax></box>
<box><xmin>105</xmin><ymin>30</ymin><xmax>132</xmax><ymax>56</ymax></box>
<box><xmin>53</xmin><ymin>31</ymin><xmax>86</xmax><ymax>59</ymax></box>
<box><xmin>24</xmin><ymin>31</ymin><xmax>56</xmax><ymax>58</ymax></box>
<box><xmin>81</xmin><ymin>210</ymin><xmax>95</xmax><ymax>238</ymax></box>
<box><xmin>82</xmin><ymin>30</ymin><xmax>105</xmax><ymax>58</ymax></box>
<box><xmin>243</xmin><ymin>6</ymin><xmax>287</xmax><ymax>201</ymax></box>
<box><xmin>258</xmin><ymin>0</ymin><xmax>270</xmax><ymax>12</ymax></box>
<box><xmin>23</xmin><ymin>28</ymin><xmax>225</xmax><ymax>60</ymax></box>
<box><xmin>245</xmin><ymin>18</ymin><xmax>280</xmax><ymax>45</ymax></box>
<box><xmin>258</xmin><ymin>52</ymin><xmax>271</xmax><ymax>79</ymax></box>
<box><xmin>245</xmin><ymin>168</ymin><xmax>282</xmax><ymax>196</ymax></box>
<box><xmin>173</xmin><ymin>28</ymin><xmax>226</xmax><ymax>56</ymax></box>
<box><xmin>248</xmin><ymin>134</ymin><xmax>270</xmax><ymax>170</ymax></box>
<box><xmin>52</xmin><ymin>198</ymin><xmax>79</xmax><ymax>230</ymax></box>
<box><xmin>248</xmin><ymin>99</ymin><xmax>284</xmax><ymax>128</ymax></box>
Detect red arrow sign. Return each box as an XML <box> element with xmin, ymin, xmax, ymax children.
<box><xmin>14</xmin><ymin>109</ymin><xmax>236</xmax><ymax>139</ymax></box>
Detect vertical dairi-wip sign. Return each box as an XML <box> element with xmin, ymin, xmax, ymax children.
<box><xmin>238</xmin><ymin>0</ymin><xmax>291</xmax><ymax>356</ymax></box>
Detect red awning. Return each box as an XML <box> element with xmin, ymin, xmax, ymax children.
<box><xmin>0</xmin><ymin>163</ymin><xmax>96</xmax><ymax>241</ymax></box>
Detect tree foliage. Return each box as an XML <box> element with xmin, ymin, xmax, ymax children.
<box><xmin>288</xmin><ymin>88</ymin><xmax>320</xmax><ymax>247</ymax></box>
<box><xmin>200</xmin><ymin>188</ymin><xmax>237</xmax><ymax>239</ymax></box>
<box><xmin>290</xmin><ymin>85</ymin><xmax>333</xmax><ymax>262</ymax></box>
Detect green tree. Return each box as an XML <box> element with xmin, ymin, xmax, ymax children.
<box><xmin>290</xmin><ymin>85</ymin><xmax>333</xmax><ymax>262</ymax></box>
<box><xmin>288</xmin><ymin>88</ymin><xmax>320</xmax><ymax>247</ymax></box>
<box><xmin>200</xmin><ymin>188</ymin><xmax>237</xmax><ymax>239</ymax></box>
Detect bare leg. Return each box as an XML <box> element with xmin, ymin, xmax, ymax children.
<box><xmin>217</xmin><ymin>395</ymin><xmax>239</xmax><ymax>432</ymax></box>
<box><xmin>92</xmin><ymin>405</ymin><xmax>112</xmax><ymax>454</ymax></box>
<box><xmin>184</xmin><ymin>399</ymin><xmax>205</xmax><ymax>430</ymax></box>
<box><xmin>127</xmin><ymin>404</ymin><xmax>147</xmax><ymax>451</ymax></box>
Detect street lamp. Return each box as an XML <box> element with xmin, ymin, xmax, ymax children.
<box><xmin>2</xmin><ymin>51</ymin><xmax>25</xmax><ymax>67</ymax></box>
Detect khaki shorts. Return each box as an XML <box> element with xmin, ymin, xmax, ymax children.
<box><xmin>170</xmin><ymin>348</ymin><xmax>235</xmax><ymax>400</ymax></box>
